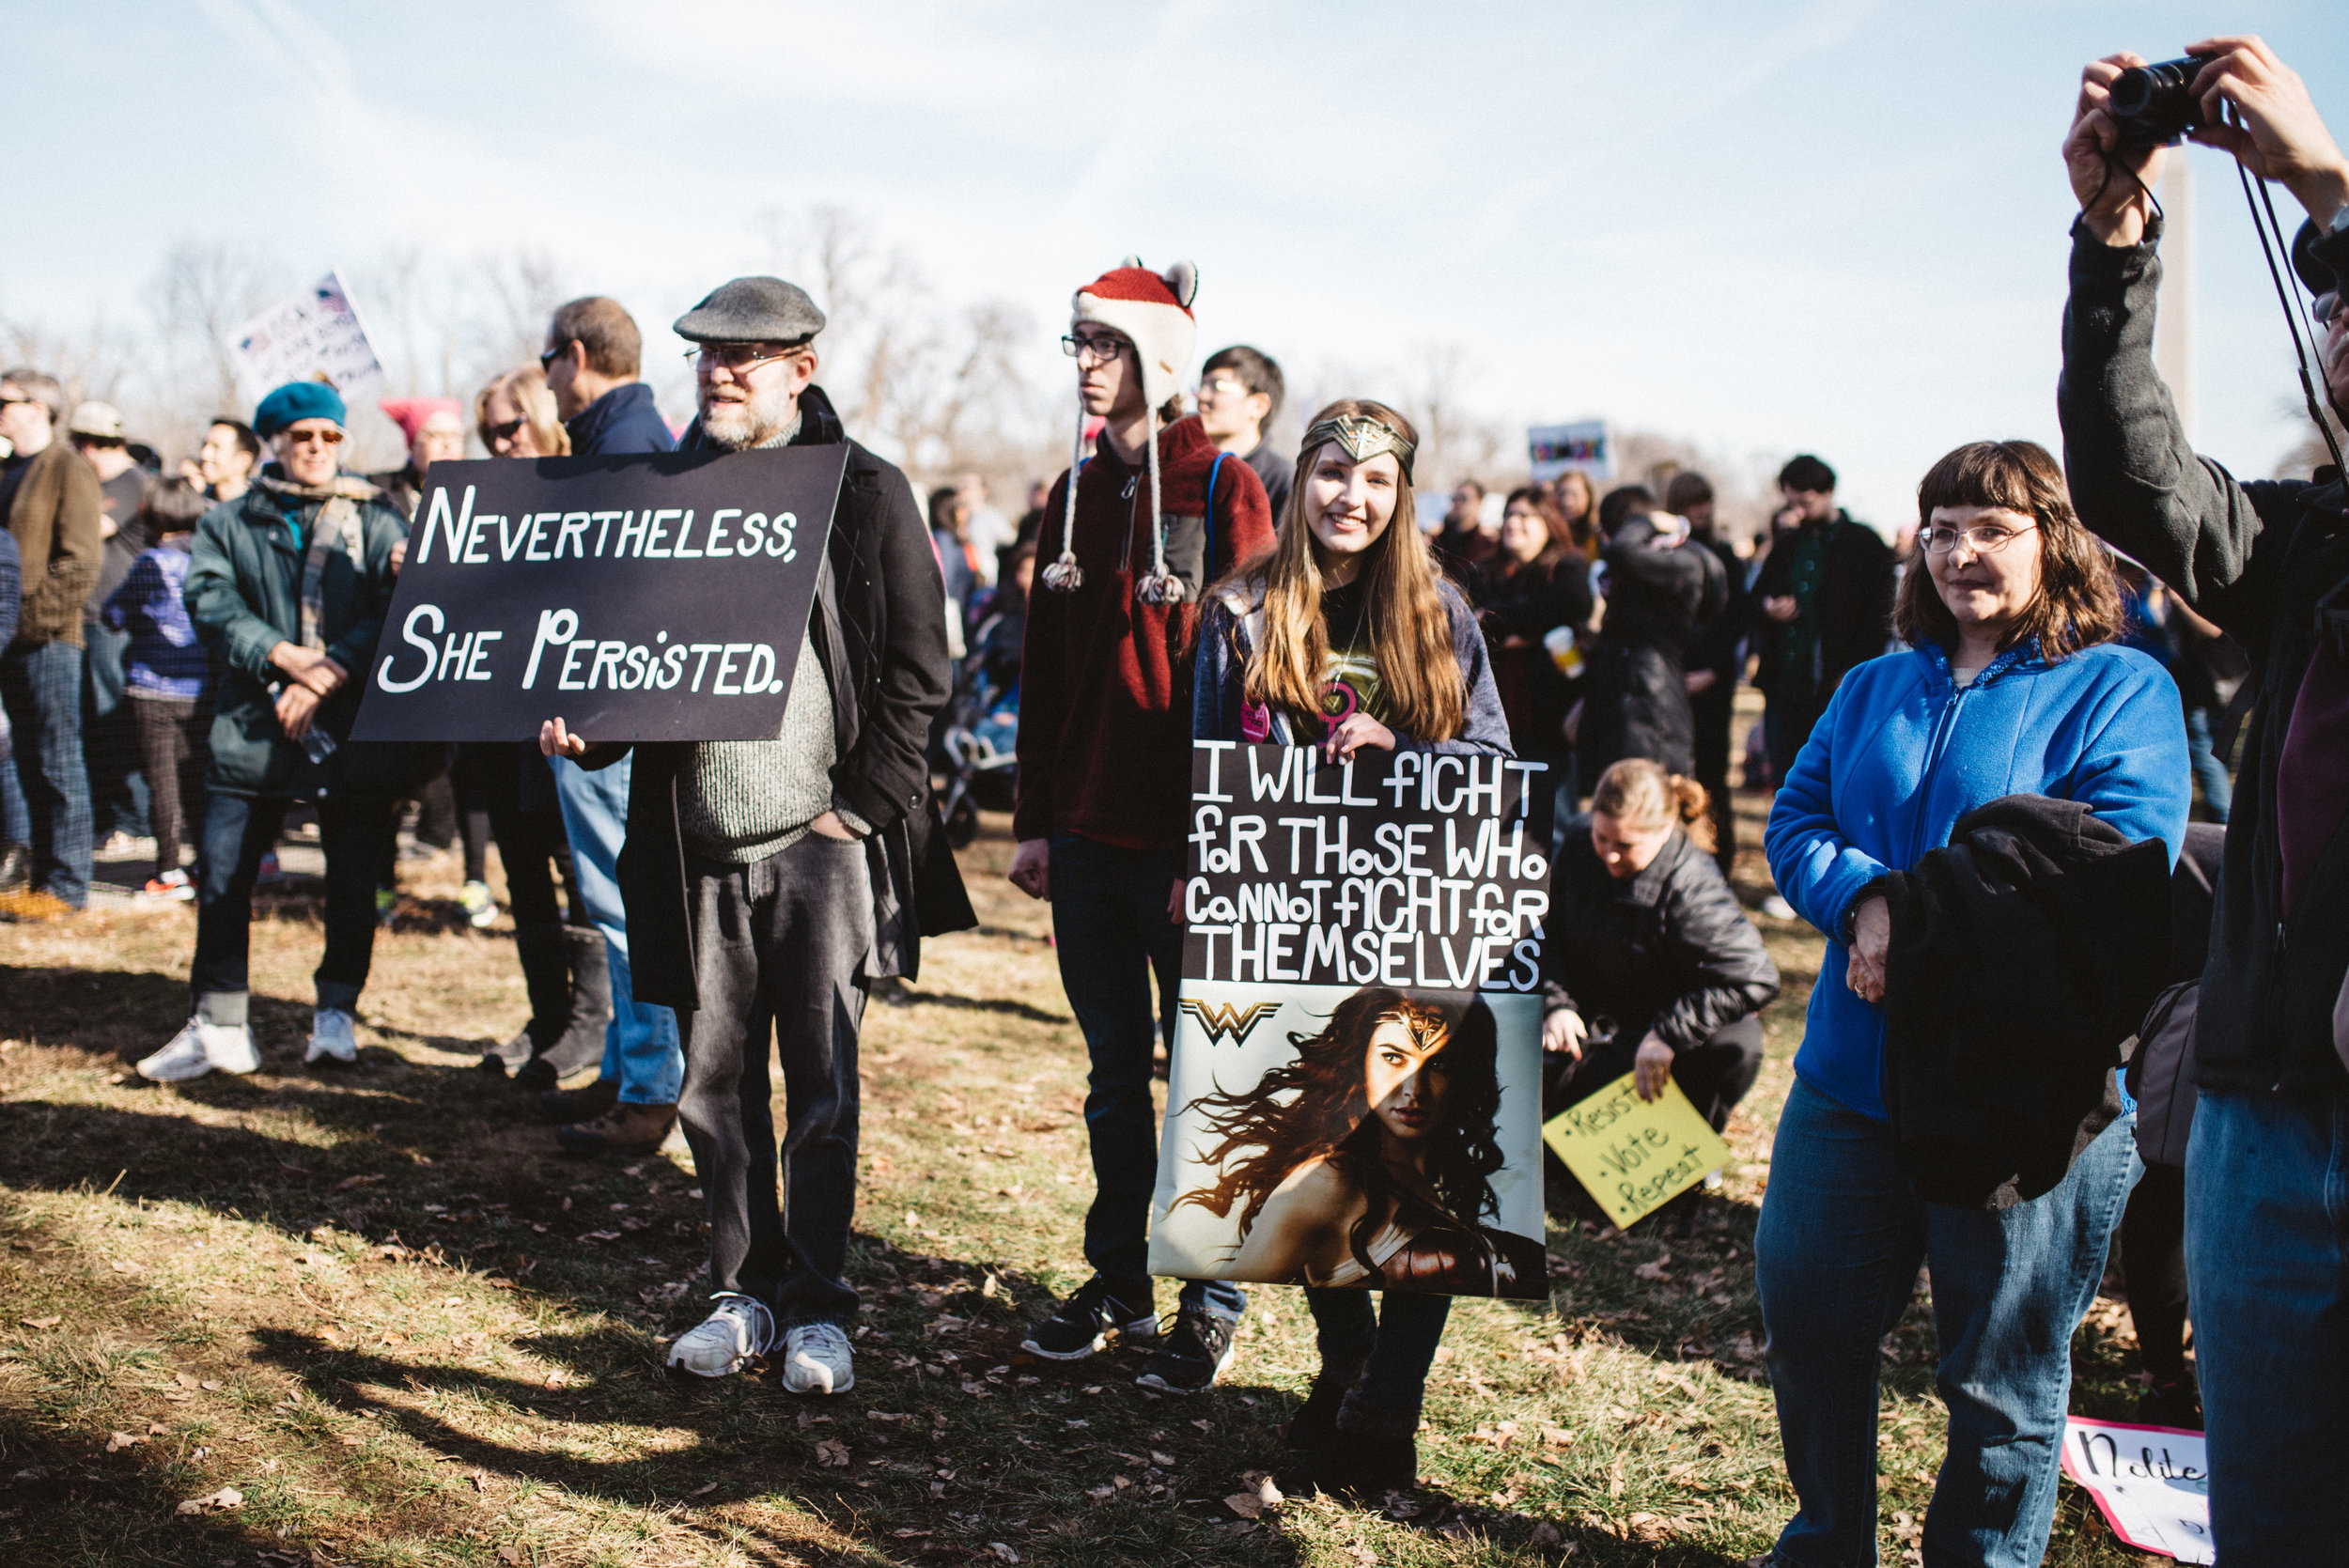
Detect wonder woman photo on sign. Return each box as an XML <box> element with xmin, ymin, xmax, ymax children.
<box><xmin>1147</xmin><ymin>982</ymin><xmax>1547</xmax><ymax>1299</ymax></box>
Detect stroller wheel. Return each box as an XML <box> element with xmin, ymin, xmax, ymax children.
<box><xmin>944</xmin><ymin>792</ymin><xmax>980</xmax><ymax>849</ymax></box>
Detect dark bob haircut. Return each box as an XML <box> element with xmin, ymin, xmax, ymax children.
<box><xmin>1893</xmin><ymin>439</ymin><xmax>2123</xmax><ymax>660</ymax></box>
<box><xmin>1778</xmin><ymin>454</ymin><xmax>1836</xmax><ymax>493</ymax></box>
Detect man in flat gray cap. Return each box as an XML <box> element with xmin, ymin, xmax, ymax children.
<box><xmin>541</xmin><ymin>277</ymin><xmax>972</xmax><ymax>1396</ymax></box>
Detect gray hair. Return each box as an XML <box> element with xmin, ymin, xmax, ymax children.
<box><xmin>0</xmin><ymin>368</ymin><xmax>66</xmax><ymax>427</ymax></box>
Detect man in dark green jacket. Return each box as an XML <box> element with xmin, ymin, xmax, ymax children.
<box><xmin>138</xmin><ymin>380</ymin><xmax>412</xmax><ymax>1082</ymax></box>
<box><xmin>2058</xmin><ymin>35</ymin><xmax>2349</xmax><ymax>1562</ymax></box>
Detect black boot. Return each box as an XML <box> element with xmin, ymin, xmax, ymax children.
<box><xmin>516</xmin><ymin>925</ymin><xmax>610</xmax><ymax>1089</ymax></box>
<box><xmin>1283</xmin><ymin>1358</ymin><xmax>1367</xmax><ymax>1451</ymax></box>
<box><xmin>482</xmin><ymin>922</ymin><xmax>572</xmax><ymax>1077</ymax></box>
<box><xmin>1277</xmin><ymin>1389</ymin><xmax>1419</xmax><ymax>1499</ymax></box>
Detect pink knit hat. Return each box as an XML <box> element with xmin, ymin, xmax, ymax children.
<box><xmin>379</xmin><ymin>396</ymin><xmax>461</xmax><ymax>445</ymax></box>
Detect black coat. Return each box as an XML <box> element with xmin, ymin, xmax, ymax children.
<box><xmin>2059</xmin><ymin>213</ymin><xmax>2349</xmax><ymax>1097</ymax></box>
<box><xmin>1579</xmin><ymin>519</ymin><xmax>1726</xmax><ymax>779</ymax></box>
<box><xmin>1539</xmin><ymin>817</ymin><xmax>1778</xmax><ymax>1053</ymax></box>
<box><xmin>1749</xmin><ymin>512</ymin><xmax>1894</xmax><ymax>707</ymax></box>
<box><xmin>581</xmin><ymin>386</ymin><xmax>974</xmax><ymax>1011</ymax></box>
<box><xmin>1882</xmin><ymin>794</ymin><xmax>2171</xmax><ymax>1208</ymax></box>
<box><xmin>1478</xmin><ymin>551</ymin><xmax>1593</xmax><ymax>761</ymax></box>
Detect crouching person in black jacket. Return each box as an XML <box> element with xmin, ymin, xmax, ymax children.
<box><xmin>1540</xmin><ymin>759</ymin><xmax>1779</xmax><ymax>1192</ymax></box>
<box><xmin>542</xmin><ymin>277</ymin><xmax>973</xmax><ymax>1400</ymax></box>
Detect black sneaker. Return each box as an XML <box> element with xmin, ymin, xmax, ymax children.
<box><xmin>1020</xmin><ymin>1276</ymin><xmax>1159</xmax><ymax>1361</ymax></box>
<box><xmin>1135</xmin><ymin>1305</ymin><xmax>1237</xmax><ymax>1394</ymax></box>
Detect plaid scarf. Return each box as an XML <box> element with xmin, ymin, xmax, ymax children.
<box><xmin>255</xmin><ymin>474</ymin><xmax>376</xmax><ymax>650</ymax></box>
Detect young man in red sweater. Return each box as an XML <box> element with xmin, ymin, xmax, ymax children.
<box><xmin>1009</xmin><ymin>260</ymin><xmax>1274</xmax><ymax>1393</ymax></box>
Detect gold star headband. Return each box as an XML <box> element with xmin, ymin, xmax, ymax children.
<box><xmin>1299</xmin><ymin>411</ymin><xmax>1416</xmax><ymax>482</ymax></box>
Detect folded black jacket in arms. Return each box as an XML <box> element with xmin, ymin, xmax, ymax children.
<box><xmin>1882</xmin><ymin>794</ymin><xmax>2170</xmax><ymax>1208</ymax></box>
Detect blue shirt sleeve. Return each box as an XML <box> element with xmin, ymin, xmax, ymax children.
<box><xmin>1765</xmin><ymin>675</ymin><xmax>1891</xmax><ymax>941</ymax></box>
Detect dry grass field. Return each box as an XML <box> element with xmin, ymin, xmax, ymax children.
<box><xmin>0</xmin><ymin>794</ymin><xmax>2167</xmax><ymax>1567</ymax></box>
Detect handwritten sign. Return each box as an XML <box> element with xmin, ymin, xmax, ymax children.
<box><xmin>1541</xmin><ymin>1071</ymin><xmax>1730</xmax><ymax>1228</ymax></box>
<box><xmin>2060</xmin><ymin>1418</ymin><xmax>2210</xmax><ymax>1563</ymax></box>
<box><xmin>350</xmin><ymin>445</ymin><xmax>848</xmax><ymax>743</ymax></box>
<box><xmin>1527</xmin><ymin>420</ymin><xmax>1612</xmax><ymax>482</ymax></box>
<box><xmin>231</xmin><ymin>272</ymin><xmax>386</xmax><ymax>404</ymax></box>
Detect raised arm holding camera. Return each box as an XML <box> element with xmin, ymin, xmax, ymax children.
<box><xmin>2059</xmin><ymin>35</ymin><xmax>2349</xmax><ymax>1562</ymax></box>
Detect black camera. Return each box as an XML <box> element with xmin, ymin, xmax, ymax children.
<box><xmin>2108</xmin><ymin>54</ymin><xmax>2215</xmax><ymax>147</ymax></box>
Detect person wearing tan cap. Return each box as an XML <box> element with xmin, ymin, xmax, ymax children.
<box><xmin>70</xmin><ymin>399</ymin><xmax>156</xmax><ymax>857</ymax></box>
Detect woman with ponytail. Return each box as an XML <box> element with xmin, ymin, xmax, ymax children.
<box><xmin>1540</xmin><ymin>758</ymin><xmax>1778</xmax><ymax>1195</ymax></box>
<box><xmin>1190</xmin><ymin>398</ymin><xmax>1511</xmax><ymax>1500</ymax></box>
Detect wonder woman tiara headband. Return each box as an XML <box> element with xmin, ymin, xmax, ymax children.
<box><xmin>1300</xmin><ymin>411</ymin><xmax>1417</xmax><ymax>481</ymax></box>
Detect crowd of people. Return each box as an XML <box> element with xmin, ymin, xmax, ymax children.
<box><xmin>5</xmin><ymin>31</ymin><xmax>2347</xmax><ymax>1564</ymax></box>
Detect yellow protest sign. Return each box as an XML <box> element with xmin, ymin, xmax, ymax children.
<box><xmin>1542</xmin><ymin>1071</ymin><xmax>1732</xmax><ymax>1228</ymax></box>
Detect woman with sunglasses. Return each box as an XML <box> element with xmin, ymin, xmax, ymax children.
<box><xmin>474</xmin><ymin>366</ymin><xmax>571</xmax><ymax>459</ymax></box>
<box><xmin>1749</xmin><ymin>440</ymin><xmax>2188</xmax><ymax>1568</ymax></box>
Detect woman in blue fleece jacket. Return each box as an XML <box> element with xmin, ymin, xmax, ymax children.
<box><xmin>1752</xmin><ymin>442</ymin><xmax>2187</xmax><ymax>1568</ymax></box>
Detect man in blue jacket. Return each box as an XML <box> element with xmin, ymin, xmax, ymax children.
<box><xmin>535</xmin><ymin>295</ymin><xmax>688</xmax><ymax>1157</ymax></box>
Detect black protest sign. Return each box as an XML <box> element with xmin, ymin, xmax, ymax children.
<box><xmin>350</xmin><ymin>445</ymin><xmax>848</xmax><ymax>742</ymax></box>
<box><xmin>1179</xmin><ymin>741</ymin><xmax>1555</xmax><ymax>993</ymax></box>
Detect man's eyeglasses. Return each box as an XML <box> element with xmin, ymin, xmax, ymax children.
<box><xmin>485</xmin><ymin>418</ymin><xmax>526</xmax><ymax>442</ymax></box>
<box><xmin>0</xmin><ymin>396</ymin><xmax>34</xmax><ymax>411</ymax></box>
<box><xmin>538</xmin><ymin>341</ymin><xmax>570</xmax><ymax>371</ymax></box>
<box><xmin>2313</xmin><ymin>291</ymin><xmax>2345</xmax><ymax>332</ymax></box>
<box><xmin>1062</xmin><ymin>334</ymin><xmax>1128</xmax><ymax>366</ymax></box>
<box><xmin>281</xmin><ymin>427</ymin><xmax>347</xmax><ymax>448</ymax></box>
<box><xmin>1197</xmin><ymin>375</ymin><xmax>1248</xmax><ymax>398</ymax></box>
<box><xmin>1922</xmin><ymin>521</ymin><xmax>2036</xmax><ymax>555</ymax></box>
<box><xmin>688</xmin><ymin>344</ymin><xmax>801</xmax><ymax>375</ymax></box>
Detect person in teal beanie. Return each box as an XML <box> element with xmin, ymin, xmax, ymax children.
<box><xmin>1747</xmin><ymin>440</ymin><xmax>2187</xmax><ymax>1568</ymax></box>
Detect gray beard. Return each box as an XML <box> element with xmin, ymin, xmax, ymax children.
<box><xmin>699</xmin><ymin>381</ymin><xmax>797</xmax><ymax>452</ymax></box>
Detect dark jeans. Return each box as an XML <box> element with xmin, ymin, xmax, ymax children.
<box><xmin>1050</xmin><ymin>830</ymin><xmax>1245</xmax><ymax>1319</ymax></box>
<box><xmin>0</xmin><ymin>642</ymin><xmax>93</xmax><ymax>906</ymax></box>
<box><xmin>2185</xmin><ymin>1087</ymin><xmax>2349</xmax><ymax>1562</ymax></box>
<box><xmin>83</xmin><ymin>617</ymin><xmax>148</xmax><ymax>842</ymax></box>
<box><xmin>129</xmin><ymin>692</ymin><xmax>210</xmax><ymax>870</ymax></box>
<box><xmin>193</xmin><ymin>792</ymin><xmax>393</xmax><ymax>1021</ymax></box>
<box><xmin>1690</xmin><ymin>682</ymin><xmax>1737</xmax><ymax>873</ymax></box>
<box><xmin>1305</xmin><ymin>1287</ymin><xmax>1452</xmax><ymax>1421</ymax></box>
<box><xmin>677</xmin><ymin>835</ymin><xmax>873</xmax><ymax>1329</ymax></box>
<box><xmin>1763</xmin><ymin>692</ymin><xmax>1822</xmax><ymax>788</ymax></box>
<box><xmin>2182</xmin><ymin>705</ymin><xmax>2232</xmax><ymax>823</ymax></box>
<box><xmin>1754</xmin><ymin>1079</ymin><xmax>2138</xmax><ymax>1568</ymax></box>
<box><xmin>2118</xmin><ymin>1160</ymin><xmax>2188</xmax><ymax>1384</ymax></box>
<box><xmin>1546</xmin><ymin>1015</ymin><xmax>1764</xmax><ymax>1134</ymax></box>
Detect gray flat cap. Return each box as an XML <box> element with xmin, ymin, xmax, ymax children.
<box><xmin>674</xmin><ymin>276</ymin><xmax>827</xmax><ymax>345</ymax></box>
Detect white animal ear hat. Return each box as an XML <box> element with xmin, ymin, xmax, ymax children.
<box><xmin>1042</xmin><ymin>257</ymin><xmax>1199</xmax><ymax>605</ymax></box>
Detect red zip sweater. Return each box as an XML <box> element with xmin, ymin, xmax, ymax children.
<box><xmin>1015</xmin><ymin>413</ymin><xmax>1274</xmax><ymax>851</ymax></box>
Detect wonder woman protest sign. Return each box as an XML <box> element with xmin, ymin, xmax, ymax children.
<box><xmin>1148</xmin><ymin>742</ymin><xmax>1551</xmax><ymax>1300</ymax></box>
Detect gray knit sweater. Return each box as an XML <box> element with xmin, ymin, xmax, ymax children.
<box><xmin>675</xmin><ymin>411</ymin><xmax>863</xmax><ymax>862</ymax></box>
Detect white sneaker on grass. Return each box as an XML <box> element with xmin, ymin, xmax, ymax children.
<box><xmin>781</xmin><ymin>1322</ymin><xmax>854</xmax><ymax>1395</ymax></box>
<box><xmin>666</xmin><ymin>1295</ymin><xmax>775</xmax><ymax>1378</ymax></box>
<box><xmin>1760</xmin><ymin>893</ymin><xmax>1797</xmax><ymax>921</ymax></box>
<box><xmin>305</xmin><ymin>1007</ymin><xmax>358</xmax><ymax>1065</ymax></box>
<box><xmin>138</xmin><ymin>1018</ymin><xmax>258</xmax><ymax>1081</ymax></box>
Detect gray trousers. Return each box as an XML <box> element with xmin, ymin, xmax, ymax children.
<box><xmin>678</xmin><ymin>832</ymin><xmax>873</xmax><ymax>1327</ymax></box>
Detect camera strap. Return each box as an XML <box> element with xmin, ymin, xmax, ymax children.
<box><xmin>2232</xmin><ymin>107</ymin><xmax>2349</xmax><ymax>476</ymax></box>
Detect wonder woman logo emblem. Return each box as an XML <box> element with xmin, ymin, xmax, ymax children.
<box><xmin>1179</xmin><ymin>1000</ymin><xmax>1283</xmax><ymax>1048</ymax></box>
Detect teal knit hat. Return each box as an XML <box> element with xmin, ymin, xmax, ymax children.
<box><xmin>254</xmin><ymin>380</ymin><xmax>347</xmax><ymax>438</ymax></box>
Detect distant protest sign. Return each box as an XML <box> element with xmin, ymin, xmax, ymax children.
<box><xmin>1541</xmin><ymin>1071</ymin><xmax>1731</xmax><ymax>1228</ymax></box>
<box><xmin>1147</xmin><ymin>742</ymin><xmax>1552</xmax><ymax>1299</ymax></box>
<box><xmin>231</xmin><ymin>272</ymin><xmax>386</xmax><ymax>404</ymax></box>
<box><xmin>350</xmin><ymin>445</ymin><xmax>848</xmax><ymax>744</ymax></box>
<box><xmin>1528</xmin><ymin>420</ymin><xmax>1611</xmax><ymax>483</ymax></box>
<box><xmin>2060</xmin><ymin>1418</ymin><xmax>2211</xmax><ymax>1563</ymax></box>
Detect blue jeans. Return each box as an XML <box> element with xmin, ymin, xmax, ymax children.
<box><xmin>1049</xmin><ymin>830</ymin><xmax>1245</xmax><ymax>1319</ymax></box>
<box><xmin>2185</xmin><ymin>1087</ymin><xmax>2349</xmax><ymax>1563</ymax></box>
<box><xmin>1305</xmin><ymin>1288</ymin><xmax>1452</xmax><ymax>1421</ymax></box>
<box><xmin>191</xmin><ymin>792</ymin><xmax>391</xmax><ymax>1018</ymax></box>
<box><xmin>1755</xmin><ymin>1079</ymin><xmax>2139</xmax><ymax>1568</ymax></box>
<box><xmin>0</xmin><ymin>642</ymin><xmax>93</xmax><ymax>906</ymax></box>
<box><xmin>551</xmin><ymin>755</ymin><xmax>682</xmax><ymax>1106</ymax></box>
<box><xmin>2182</xmin><ymin>706</ymin><xmax>2232</xmax><ymax>823</ymax></box>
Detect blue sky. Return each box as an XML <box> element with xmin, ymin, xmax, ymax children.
<box><xmin>7</xmin><ymin>0</ymin><xmax>2346</xmax><ymax>527</ymax></box>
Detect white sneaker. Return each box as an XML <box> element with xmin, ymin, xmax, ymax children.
<box><xmin>138</xmin><ymin>1018</ymin><xmax>258</xmax><ymax>1081</ymax></box>
<box><xmin>1760</xmin><ymin>893</ymin><xmax>1797</xmax><ymax>921</ymax></box>
<box><xmin>781</xmin><ymin>1322</ymin><xmax>855</xmax><ymax>1395</ymax></box>
<box><xmin>665</xmin><ymin>1295</ymin><xmax>775</xmax><ymax>1378</ymax></box>
<box><xmin>305</xmin><ymin>1007</ymin><xmax>358</xmax><ymax>1065</ymax></box>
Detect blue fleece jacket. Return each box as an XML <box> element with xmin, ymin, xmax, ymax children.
<box><xmin>1764</xmin><ymin>637</ymin><xmax>2190</xmax><ymax>1121</ymax></box>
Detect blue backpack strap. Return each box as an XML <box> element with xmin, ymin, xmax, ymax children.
<box><xmin>1206</xmin><ymin>451</ymin><xmax>1228</xmax><ymax>577</ymax></box>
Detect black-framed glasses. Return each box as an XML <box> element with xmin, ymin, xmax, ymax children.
<box><xmin>0</xmin><ymin>396</ymin><xmax>33</xmax><ymax>411</ymax></box>
<box><xmin>281</xmin><ymin>427</ymin><xmax>347</xmax><ymax>447</ymax></box>
<box><xmin>537</xmin><ymin>341</ymin><xmax>569</xmax><ymax>371</ymax></box>
<box><xmin>1062</xmin><ymin>334</ymin><xmax>1128</xmax><ymax>365</ymax></box>
<box><xmin>485</xmin><ymin>417</ymin><xmax>526</xmax><ymax>442</ymax></box>
<box><xmin>687</xmin><ymin>343</ymin><xmax>799</xmax><ymax>375</ymax></box>
<box><xmin>1922</xmin><ymin>521</ymin><xmax>2036</xmax><ymax>555</ymax></box>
